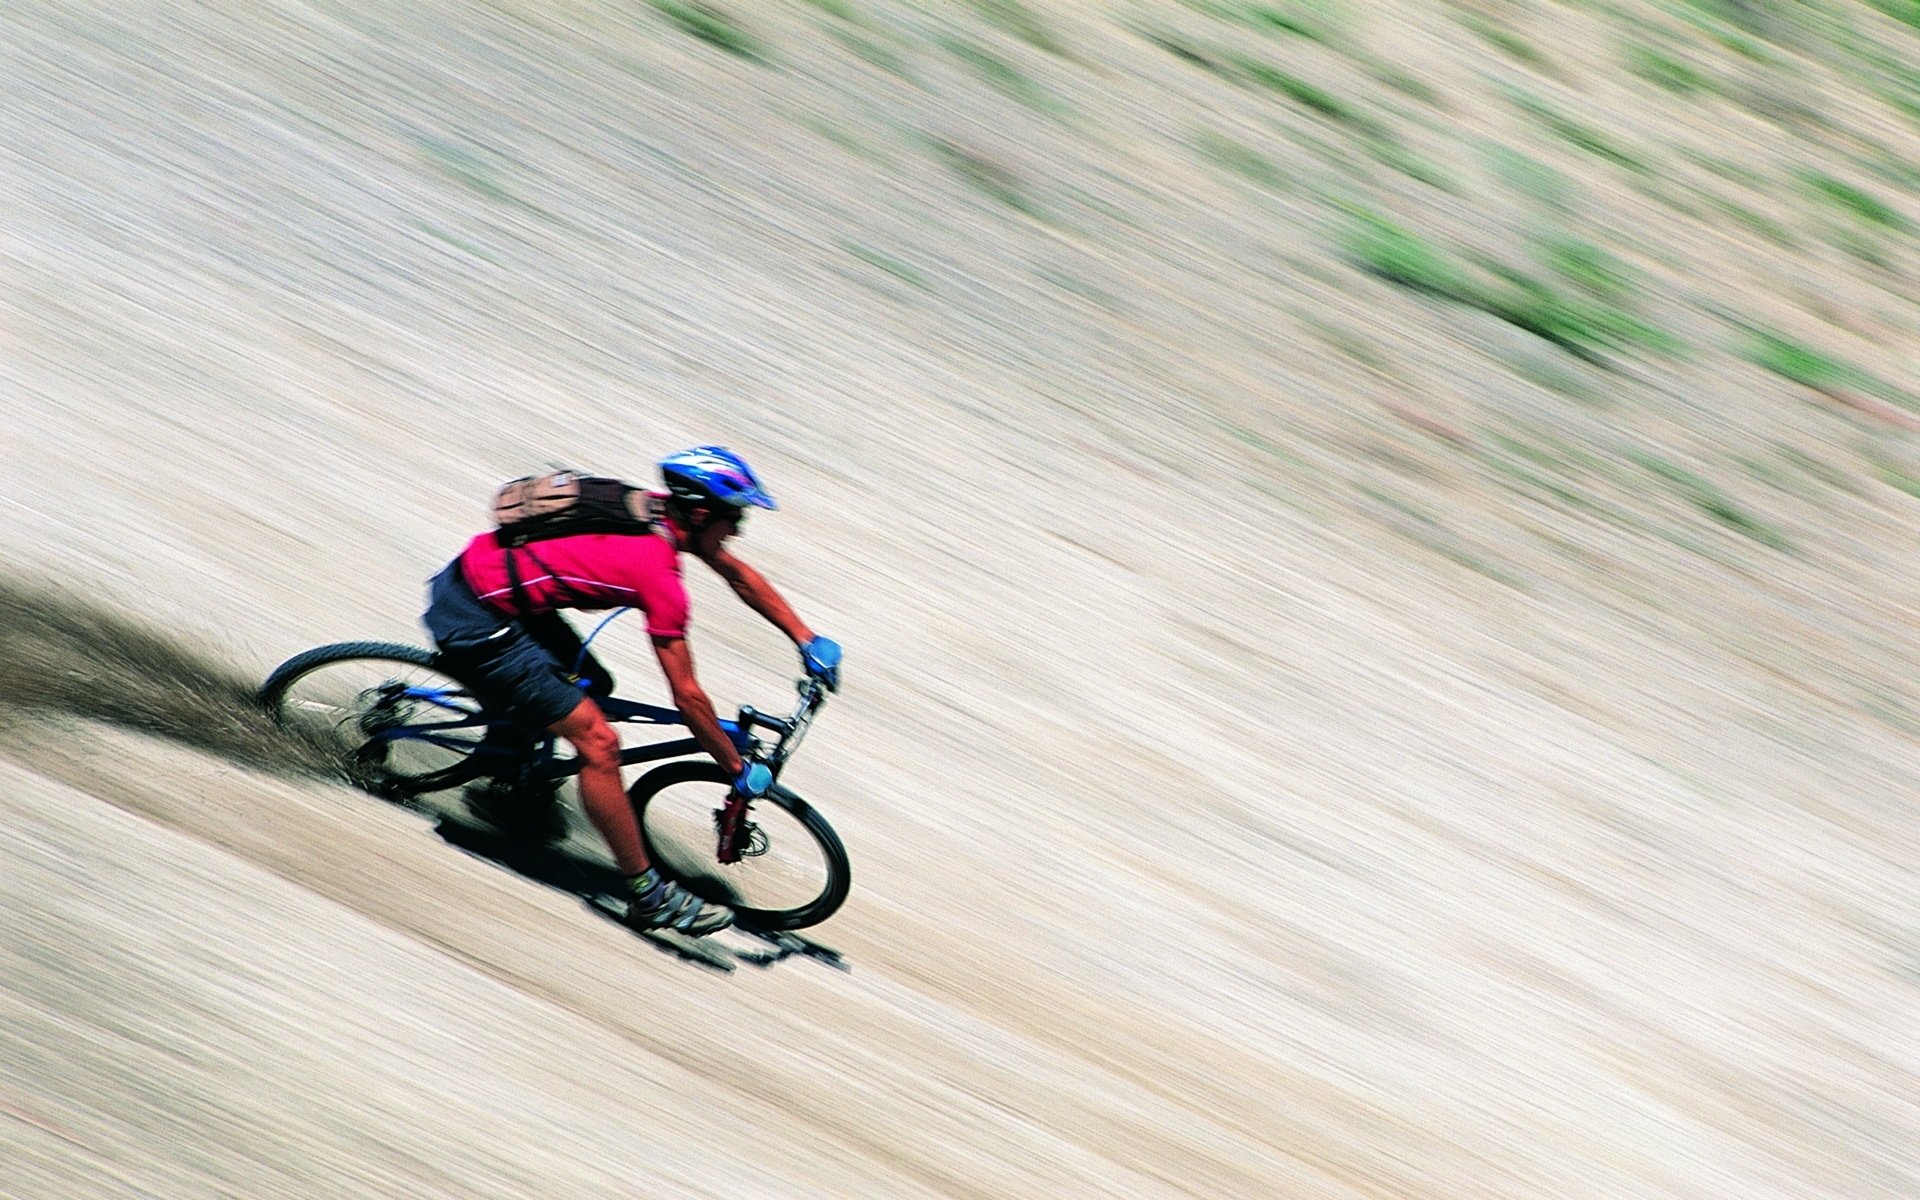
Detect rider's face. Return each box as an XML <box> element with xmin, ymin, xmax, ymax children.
<box><xmin>692</xmin><ymin>507</ymin><xmax>741</xmax><ymax>556</ymax></box>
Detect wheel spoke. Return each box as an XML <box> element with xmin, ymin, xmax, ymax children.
<box><xmin>632</xmin><ymin>765</ymin><xmax>847</xmax><ymax>928</ymax></box>
<box><xmin>265</xmin><ymin>647</ymin><xmax>494</xmax><ymax>794</ymax></box>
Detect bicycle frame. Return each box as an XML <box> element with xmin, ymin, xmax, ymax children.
<box><xmin>363</xmin><ymin>608</ymin><xmax>825</xmax><ymax>784</ymax></box>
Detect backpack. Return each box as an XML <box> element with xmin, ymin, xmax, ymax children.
<box><xmin>490</xmin><ymin>470</ymin><xmax>660</xmax><ymax>548</ymax></box>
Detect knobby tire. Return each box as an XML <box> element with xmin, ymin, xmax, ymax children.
<box><xmin>259</xmin><ymin>641</ymin><xmax>497</xmax><ymax>796</ymax></box>
<box><xmin>627</xmin><ymin>760</ymin><xmax>850</xmax><ymax>931</ymax></box>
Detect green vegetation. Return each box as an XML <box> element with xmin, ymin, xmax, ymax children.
<box><xmin>840</xmin><ymin>241</ymin><xmax>932</xmax><ymax>290</ymax></box>
<box><xmin>1776</xmin><ymin>445</ymin><xmax>1859</xmax><ymax>494</ymax></box>
<box><xmin>1835</xmin><ymin>229</ymin><xmax>1895</xmax><ymax>270</ymax></box>
<box><xmin>800</xmin><ymin>117</ymin><xmax>895</xmax><ymax>164</ymax></box>
<box><xmin>1745</xmin><ymin>331</ymin><xmax>1920</xmax><ymax>428</ymax></box>
<box><xmin>1457</xmin><ymin>13</ymin><xmax>1554</xmax><ymax>72</ymax></box>
<box><xmin>1627</xmin><ymin>448</ymin><xmax>1791</xmax><ymax>549</ymax></box>
<box><xmin>799</xmin><ymin>0</ymin><xmax>859</xmax><ymax>18</ymax></box>
<box><xmin>415</xmin><ymin>139</ymin><xmax>569</xmax><ymax>226</ymax></box>
<box><xmin>1495</xmin><ymin>270</ymin><xmax>1682</xmax><ymax>359</ymax></box>
<box><xmin>1539</xmin><ymin>236</ymin><xmax>1636</xmax><ymax>302</ymax></box>
<box><xmin>1365</xmin><ymin>136</ymin><xmax>1452</xmax><ymax>189</ymax></box>
<box><xmin>1504</xmin><ymin>87</ymin><xmax>1650</xmax><ymax>173</ymax></box>
<box><xmin>1036</xmin><ymin>266</ymin><xmax>1122</xmax><ymax>310</ymax></box>
<box><xmin>1700</xmin><ymin>193</ymin><xmax>1799</xmax><ymax>248</ymax></box>
<box><xmin>1677</xmin><ymin>147</ymin><xmax>1767</xmax><ymax>187</ymax></box>
<box><xmin>1490</xmin><ymin>434</ymin><xmax>1572</xmax><ymax>473</ymax></box>
<box><xmin>1494</xmin><ymin>429</ymin><xmax>1639</xmax><ymax>491</ymax></box>
<box><xmin>1503</xmin><ymin>351</ymin><xmax>1606</xmax><ymax>405</ymax></box>
<box><xmin>1742</xmin><ymin>331</ymin><xmax>1862</xmax><ymax>392</ymax></box>
<box><xmin>1482</xmin><ymin>445</ymin><xmax>1626</xmax><ymax>524</ymax></box>
<box><xmin>419</xmin><ymin>139</ymin><xmax>514</xmax><ymax>205</ymax></box>
<box><xmin>1862</xmin><ymin>151</ymin><xmax>1920</xmax><ymax>192</ymax></box>
<box><xmin>1672</xmin><ymin>0</ymin><xmax>1786</xmax><ymax>38</ymax></box>
<box><xmin>828</xmin><ymin>27</ymin><xmax>916</xmax><ymax>79</ymax></box>
<box><xmin>1195</xmin><ymin>131</ymin><xmax>1289</xmax><ymax>189</ymax></box>
<box><xmin>1342</xmin><ymin>210</ymin><xmax>1468</xmax><ymax>294</ymax></box>
<box><xmin>1247</xmin><ymin>4</ymin><xmax>1336</xmax><ymax>40</ymax></box>
<box><xmin>1630</xmin><ymin>175</ymin><xmax>1707</xmax><ymax>221</ymax></box>
<box><xmin>1658</xmin><ymin>0</ymin><xmax>1785</xmax><ymax>61</ymax></box>
<box><xmin>1873</xmin><ymin>459</ymin><xmax>1920</xmax><ymax>499</ymax></box>
<box><xmin>1216</xmin><ymin>416</ymin><xmax>1313</xmax><ymax>468</ymax></box>
<box><xmin>1736</xmin><ymin>80</ymin><xmax>1831</xmax><ymax>133</ymax></box>
<box><xmin>632</xmin><ymin>0</ymin><xmax>1905</xmax><ymax>582</ymax></box>
<box><xmin>1146</xmin><ymin>30</ymin><xmax>1400</xmax><ymax>138</ymax></box>
<box><xmin>1626</xmin><ymin>44</ymin><xmax>1711</xmax><ymax>94</ymax></box>
<box><xmin>650</xmin><ymin>1</ymin><xmax>762</xmax><ymax>59</ymax></box>
<box><xmin>1736</xmin><ymin>452</ymin><xmax>1808</xmax><ymax>497</ymax></box>
<box><xmin>1141</xmin><ymin>27</ymin><xmax>1221</xmax><ymax>72</ymax></box>
<box><xmin>1302</xmin><ymin>316</ymin><xmax>1388</xmax><ymax>369</ymax></box>
<box><xmin>943</xmin><ymin>39</ymin><xmax>1059</xmax><ymax>111</ymax></box>
<box><xmin>1183</xmin><ymin>0</ymin><xmax>1347</xmax><ymax>43</ymax></box>
<box><xmin>966</xmin><ymin>0</ymin><xmax>1067</xmax><ymax>55</ymax></box>
<box><xmin>1736</xmin><ymin>331</ymin><xmax>1920</xmax><ymax>415</ymax></box>
<box><xmin>1883</xmin><ymin>87</ymin><xmax>1920</xmax><ymax>128</ymax></box>
<box><xmin>1235</xmin><ymin>57</ymin><xmax>1384</xmax><ymax>134</ymax></box>
<box><xmin>1866</xmin><ymin>0</ymin><xmax>1920</xmax><ymax>32</ymax></box>
<box><xmin>1341</xmin><ymin>211</ymin><xmax>1680</xmax><ymax>362</ymax></box>
<box><xmin>1484</xmin><ymin>143</ymin><xmax>1575</xmax><ymax>211</ymax></box>
<box><xmin>1357</xmin><ymin>485</ymin><xmax>1526</xmax><ymax>588</ymax></box>
<box><xmin>1798</xmin><ymin>171</ymin><xmax>1911</xmax><ymax>231</ymax></box>
<box><xmin>1366</xmin><ymin>60</ymin><xmax>1441</xmax><ymax>105</ymax></box>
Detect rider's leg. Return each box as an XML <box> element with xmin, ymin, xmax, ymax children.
<box><xmin>549</xmin><ymin>692</ymin><xmax>733</xmax><ymax>935</ymax></box>
<box><xmin>548</xmin><ymin>696</ymin><xmax>647</xmax><ymax>873</ymax></box>
<box><xmin>551</xmin><ymin>696</ymin><xmax>734</xmax><ymax>934</ymax></box>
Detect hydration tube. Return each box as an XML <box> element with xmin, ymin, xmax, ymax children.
<box><xmin>571</xmin><ymin>607</ymin><xmax>632</xmax><ymax>681</ymax></box>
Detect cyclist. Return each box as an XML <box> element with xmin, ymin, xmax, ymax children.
<box><xmin>422</xmin><ymin>446</ymin><xmax>843</xmax><ymax>936</ymax></box>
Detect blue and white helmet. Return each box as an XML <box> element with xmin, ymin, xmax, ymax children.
<box><xmin>658</xmin><ymin>445</ymin><xmax>778</xmax><ymax>511</ymax></box>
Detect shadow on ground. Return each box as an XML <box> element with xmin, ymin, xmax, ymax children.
<box><xmin>435</xmin><ymin>814</ymin><xmax>848</xmax><ymax>974</ymax></box>
<box><xmin>0</xmin><ymin>569</ymin><xmax>847</xmax><ymax>973</ymax></box>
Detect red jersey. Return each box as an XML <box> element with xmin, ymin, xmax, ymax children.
<box><xmin>459</xmin><ymin>529</ymin><xmax>690</xmax><ymax>638</ymax></box>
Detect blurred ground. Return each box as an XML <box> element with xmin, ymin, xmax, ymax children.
<box><xmin>3</xmin><ymin>2</ymin><xmax>1918</xmax><ymax>1197</ymax></box>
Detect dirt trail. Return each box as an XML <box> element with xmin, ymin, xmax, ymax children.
<box><xmin>4</xmin><ymin>2</ymin><xmax>1918</xmax><ymax>1197</ymax></box>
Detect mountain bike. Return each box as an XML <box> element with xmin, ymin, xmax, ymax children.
<box><xmin>258</xmin><ymin>620</ymin><xmax>849</xmax><ymax>931</ymax></box>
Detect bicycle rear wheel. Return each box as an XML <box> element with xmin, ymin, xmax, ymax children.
<box><xmin>628</xmin><ymin>761</ymin><xmax>850</xmax><ymax>930</ymax></box>
<box><xmin>260</xmin><ymin>642</ymin><xmax>498</xmax><ymax>797</ymax></box>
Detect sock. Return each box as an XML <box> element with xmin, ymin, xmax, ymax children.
<box><xmin>627</xmin><ymin>868</ymin><xmax>663</xmax><ymax>905</ymax></box>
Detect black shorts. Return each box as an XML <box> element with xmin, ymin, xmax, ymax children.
<box><xmin>422</xmin><ymin>562</ymin><xmax>591</xmax><ymax>729</ymax></box>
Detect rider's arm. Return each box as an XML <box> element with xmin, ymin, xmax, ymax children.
<box><xmin>652</xmin><ymin>634</ymin><xmax>745</xmax><ymax>776</ymax></box>
<box><xmin>699</xmin><ymin>547</ymin><xmax>814</xmax><ymax>646</ymax></box>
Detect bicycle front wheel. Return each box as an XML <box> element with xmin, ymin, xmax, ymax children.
<box><xmin>628</xmin><ymin>761</ymin><xmax>850</xmax><ymax>931</ymax></box>
<box><xmin>260</xmin><ymin>642</ymin><xmax>497</xmax><ymax>797</ymax></box>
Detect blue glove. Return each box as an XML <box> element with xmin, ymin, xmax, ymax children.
<box><xmin>800</xmin><ymin>636</ymin><xmax>843</xmax><ymax>692</ymax></box>
<box><xmin>733</xmin><ymin>761</ymin><xmax>773</xmax><ymax>798</ymax></box>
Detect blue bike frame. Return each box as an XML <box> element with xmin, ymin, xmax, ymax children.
<box><xmin>366</xmin><ymin>608</ymin><xmax>757</xmax><ymax>779</ymax></box>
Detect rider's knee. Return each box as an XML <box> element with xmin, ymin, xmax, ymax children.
<box><xmin>566</xmin><ymin>717</ymin><xmax>622</xmax><ymax>767</ymax></box>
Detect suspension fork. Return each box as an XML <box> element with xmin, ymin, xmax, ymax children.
<box><xmin>715</xmin><ymin>792</ymin><xmax>753</xmax><ymax>864</ymax></box>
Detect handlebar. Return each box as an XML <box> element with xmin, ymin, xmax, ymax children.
<box><xmin>735</xmin><ymin>676</ymin><xmax>828</xmax><ymax>774</ymax></box>
<box><xmin>570</xmin><ymin>608</ymin><xmax>830</xmax><ymax>774</ymax></box>
<box><xmin>736</xmin><ymin>705</ymin><xmax>793</xmax><ymax>736</ymax></box>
